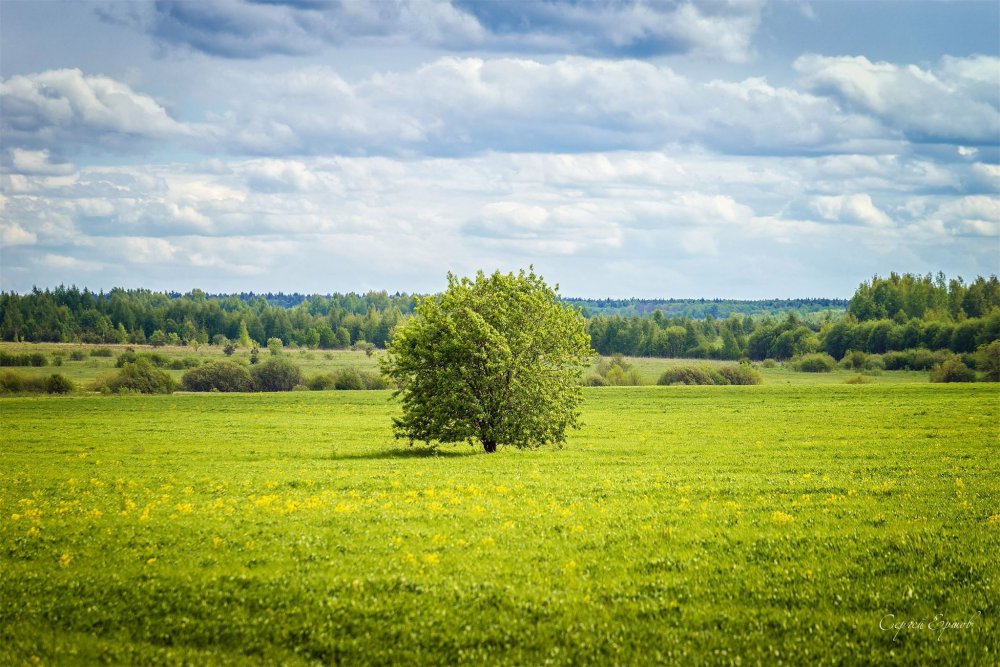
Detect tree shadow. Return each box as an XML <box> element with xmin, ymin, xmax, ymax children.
<box><xmin>327</xmin><ymin>447</ymin><xmax>479</xmax><ymax>461</ymax></box>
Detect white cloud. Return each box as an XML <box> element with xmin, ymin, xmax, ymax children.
<box><xmin>0</xmin><ymin>222</ymin><xmax>37</xmax><ymax>246</ymax></box>
<box><xmin>1</xmin><ymin>68</ymin><xmax>200</xmax><ymax>151</ymax></box>
<box><xmin>795</xmin><ymin>54</ymin><xmax>1000</xmax><ymax>146</ymax></box>
<box><xmin>812</xmin><ymin>194</ymin><xmax>893</xmax><ymax>228</ymax></box>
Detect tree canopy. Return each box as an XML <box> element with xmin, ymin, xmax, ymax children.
<box><xmin>381</xmin><ymin>269</ymin><xmax>593</xmax><ymax>453</ymax></box>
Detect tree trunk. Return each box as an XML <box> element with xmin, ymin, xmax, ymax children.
<box><xmin>482</xmin><ymin>438</ymin><xmax>497</xmax><ymax>454</ymax></box>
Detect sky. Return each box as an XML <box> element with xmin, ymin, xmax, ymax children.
<box><xmin>1</xmin><ymin>0</ymin><xmax>998</xmax><ymax>299</ymax></box>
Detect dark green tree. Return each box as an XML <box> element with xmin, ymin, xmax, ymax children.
<box><xmin>381</xmin><ymin>269</ymin><xmax>593</xmax><ymax>453</ymax></box>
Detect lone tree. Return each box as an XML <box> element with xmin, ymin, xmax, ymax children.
<box><xmin>381</xmin><ymin>269</ymin><xmax>593</xmax><ymax>453</ymax></box>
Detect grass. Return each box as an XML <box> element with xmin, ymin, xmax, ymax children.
<box><xmin>1</xmin><ymin>384</ymin><xmax>997</xmax><ymax>665</ymax></box>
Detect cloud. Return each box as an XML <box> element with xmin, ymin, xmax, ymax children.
<box><xmin>206</xmin><ymin>56</ymin><xmax>879</xmax><ymax>157</ymax></box>
<box><xmin>0</xmin><ymin>222</ymin><xmax>37</xmax><ymax>246</ymax></box>
<box><xmin>140</xmin><ymin>0</ymin><xmax>762</xmax><ymax>61</ymax></box>
<box><xmin>811</xmin><ymin>193</ymin><xmax>893</xmax><ymax>228</ymax></box>
<box><xmin>796</xmin><ymin>54</ymin><xmax>1000</xmax><ymax>146</ymax></box>
<box><xmin>5</xmin><ymin>149</ymin><xmax>76</xmax><ymax>176</ymax></box>
<box><xmin>0</xmin><ymin>68</ymin><xmax>201</xmax><ymax>153</ymax></box>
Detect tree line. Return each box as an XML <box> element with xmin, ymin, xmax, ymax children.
<box><xmin>1</xmin><ymin>273</ymin><xmax>997</xmax><ymax>362</ymax></box>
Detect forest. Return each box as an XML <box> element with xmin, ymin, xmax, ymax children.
<box><xmin>1</xmin><ymin>273</ymin><xmax>997</xmax><ymax>362</ymax></box>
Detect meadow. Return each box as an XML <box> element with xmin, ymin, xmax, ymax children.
<box><xmin>1</xmin><ymin>382</ymin><xmax>996</xmax><ymax>665</ymax></box>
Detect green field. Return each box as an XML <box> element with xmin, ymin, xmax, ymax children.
<box><xmin>1</xmin><ymin>384</ymin><xmax>996</xmax><ymax>665</ymax></box>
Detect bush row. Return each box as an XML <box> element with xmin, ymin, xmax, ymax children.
<box><xmin>0</xmin><ymin>371</ymin><xmax>74</xmax><ymax>394</ymax></box>
<box><xmin>657</xmin><ymin>363</ymin><xmax>763</xmax><ymax>386</ymax></box>
<box><xmin>0</xmin><ymin>351</ymin><xmax>48</xmax><ymax>367</ymax></box>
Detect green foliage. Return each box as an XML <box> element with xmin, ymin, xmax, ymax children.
<box><xmin>929</xmin><ymin>357</ymin><xmax>976</xmax><ymax>383</ymax></box>
<box><xmin>845</xmin><ymin>374</ymin><xmax>876</xmax><ymax>384</ymax></box>
<box><xmin>0</xmin><ymin>351</ymin><xmax>47</xmax><ymax>367</ymax></box>
<box><xmin>717</xmin><ymin>363</ymin><xmax>763</xmax><ymax>385</ymax></box>
<box><xmin>589</xmin><ymin>354</ymin><xmax>643</xmax><ymax>386</ymax></box>
<box><xmin>44</xmin><ymin>373</ymin><xmax>75</xmax><ymax>394</ymax></box>
<box><xmin>657</xmin><ymin>365</ymin><xmax>726</xmax><ymax>385</ymax></box>
<box><xmin>792</xmin><ymin>353</ymin><xmax>837</xmax><ymax>373</ymax></box>
<box><xmin>89</xmin><ymin>347</ymin><xmax>113</xmax><ymax>357</ymax></box>
<box><xmin>382</xmin><ymin>269</ymin><xmax>592</xmax><ymax>453</ymax></box>
<box><xmin>251</xmin><ymin>357</ymin><xmax>304</xmax><ymax>392</ymax></box>
<box><xmin>975</xmin><ymin>340</ymin><xmax>1000</xmax><ymax>381</ymax></box>
<box><xmin>267</xmin><ymin>337</ymin><xmax>283</xmax><ymax>355</ymax></box>
<box><xmin>309</xmin><ymin>368</ymin><xmax>391</xmax><ymax>391</ymax></box>
<box><xmin>95</xmin><ymin>360</ymin><xmax>176</xmax><ymax>394</ymax></box>
<box><xmin>69</xmin><ymin>350</ymin><xmax>87</xmax><ymax>361</ymax></box>
<box><xmin>167</xmin><ymin>357</ymin><xmax>201</xmax><ymax>370</ymax></box>
<box><xmin>116</xmin><ymin>351</ymin><xmax>169</xmax><ymax>368</ymax></box>
<box><xmin>182</xmin><ymin>361</ymin><xmax>256</xmax><ymax>392</ymax></box>
<box><xmin>223</xmin><ymin>343</ymin><xmax>236</xmax><ymax>357</ymax></box>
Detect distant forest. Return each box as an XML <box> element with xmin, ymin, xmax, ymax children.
<box><xmin>1</xmin><ymin>273</ymin><xmax>997</xmax><ymax>361</ymax></box>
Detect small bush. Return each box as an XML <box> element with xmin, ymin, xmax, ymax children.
<box><xmin>929</xmin><ymin>357</ymin><xmax>976</xmax><ymax>383</ymax></box>
<box><xmin>584</xmin><ymin>375</ymin><xmax>608</xmax><ymax>387</ymax></box>
<box><xmin>90</xmin><ymin>347</ymin><xmax>114</xmax><ymax>357</ymax></box>
<box><xmin>96</xmin><ymin>360</ymin><xmax>176</xmax><ymax>394</ymax></box>
<box><xmin>168</xmin><ymin>357</ymin><xmax>201</xmax><ymax>370</ymax></box>
<box><xmin>594</xmin><ymin>354</ymin><xmax>643</xmax><ymax>386</ymax></box>
<box><xmin>975</xmin><ymin>340</ymin><xmax>1000</xmax><ymax>382</ymax></box>
<box><xmin>792</xmin><ymin>353</ymin><xmax>837</xmax><ymax>373</ymax></box>
<box><xmin>717</xmin><ymin>364</ymin><xmax>763</xmax><ymax>385</ymax></box>
<box><xmin>863</xmin><ymin>354</ymin><xmax>885</xmax><ymax>371</ymax></box>
<box><xmin>761</xmin><ymin>359</ymin><xmax>778</xmax><ymax>369</ymax></box>
<box><xmin>182</xmin><ymin>361</ymin><xmax>255</xmax><ymax>392</ymax></box>
<box><xmin>657</xmin><ymin>365</ymin><xmax>725</xmax><ymax>386</ymax></box>
<box><xmin>116</xmin><ymin>351</ymin><xmax>169</xmax><ymax>368</ymax></box>
<box><xmin>845</xmin><ymin>374</ymin><xmax>875</xmax><ymax>384</ymax></box>
<box><xmin>45</xmin><ymin>373</ymin><xmax>75</xmax><ymax>394</ymax></box>
<box><xmin>69</xmin><ymin>350</ymin><xmax>87</xmax><ymax>361</ymax></box>
<box><xmin>840</xmin><ymin>350</ymin><xmax>867</xmax><ymax>370</ymax></box>
<box><xmin>307</xmin><ymin>369</ymin><xmax>390</xmax><ymax>391</ymax></box>
<box><xmin>0</xmin><ymin>351</ymin><xmax>47</xmax><ymax>367</ymax></box>
<box><xmin>307</xmin><ymin>373</ymin><xmax>337</xmax><ymax>391</ymax></box>
<box><xmin>0</xmin><ymin>371</ymin><xmax>26</xmax><ymax>393</ymax></box>
<box><xmin>251</xmin><ymin>357</ymin><xmax>304</xmax><ymax>392</ymax></box>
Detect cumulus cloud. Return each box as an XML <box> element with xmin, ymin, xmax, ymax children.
<box><xmin>137</xmin><ymin>0</ymin><xmax>762</xmax><ymax>61</ymax></box>
<box><xmin>811</xmin><ymin>193</ymin><xmax>893</xmax><ymax>228</ymax></box>
<box><xmin>205</xmin><ymin>56</ymin><xmax>881</xmax><ymax>157</ymax></box>
<box><xmin>0</xmin><ymin>68</ymin><xmax>201</xmax><ymax>153</ymax></box>
<box><xmin>796</xmin><ymin>54</ymin><xmax>1000</xmax><ymax>146</ymax></box>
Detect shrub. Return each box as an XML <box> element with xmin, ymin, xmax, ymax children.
<box><xmin>840</xmin><ymin>350</ymin><xmax>867</xmax><ymax>370</ymax></box>
<box><xmin>168</xmin><ymin>357</ymin><xmax>201</xmax><ymax>370</ymax></box>
<box><xmin>717</xmin><ymin>364</ymin><xmax>763</xmax><ymax>385</ymax></box>
<box><xmin>45</xmin><ymin>373</ymin><xmax>75</xmax><ymax>394</ymax></box>
<box><xmin>975</xmin><ymin>340</ymin><xmax>1000</xmax><ymax>382</ymax></box>
<box><xmin>792</xmin><ymin>353</ymin><xmax>837</xmax><ymax>372</ymax></box>
<box><xmin>657</xmin><ymin>365</ymin><xmax>726</xmax><ymax>386</ymax></box>
<box><xmin>251</xmin><ymin>357</ymin><xmax>304</xmax><ymax>392</ymax></box>
<box><xmin>116</xmin><ymin>351</ymin><xmax>169</xmax><ymax>368</ymax></box>
<box><xmin>307</xmin><ymin>373</ymin><xmax>337</xmax><ymax>391</ymax></box>
<box><xmin>0</xmin><ymin>371</ymin><xmax>26</xmax><ymax>393</ymax></box>
<box><xmin>97</xmin><ymin>359</ymin><xmax>177</xmax><ymax>394</ymax></box>
<box><xmin>584</xmin><ymin>375</ymin><xmax>608</xmax><ymax>387</ymax></box>
<box><xmin>69</xmin><ymin>350</ymin><xmax>87</xmax><ymax>361</ymax></box>
<box><xmin>930</xmin><ymin>357</ymin><xmax>976</xmax><ymax>383</ymax></box>
<box><xmin>223</xmin><ymin>343</ymin><xmax>237</xmax><ymax>357</ymax></box>
<box><xmin>863</xmin><ymin>354</ymin><xmax>885</xmax><ymax>371</ymax></box>
<box><xmin>90</xmin><ymin>347</ymin><xmax>114</xmax><ymax>357</ymax></box>
<box><xmin>845</xmin><ymin>374</ymin><xmax>875</xmax><ymax>384</ymax></box>
<box><xmin>307</xmin><ymin>369</ymin><xmax>389</xmax><ymax>391</ymax></box>
<box><xmin>594</xmin><ymin>354</ymin><xmax>643</xmax><ymax>386</ymax></box>
<box><xmin>182</xmin><ymin>361</ymin><xmax>255</xmax><ymax>392</ymax></box>
<box><xmin>761</xmin><ymin>359</ymin><xmax>778</xmax><ymax>369</ymax></box>
<box><xmin>909</xmin><ymin>348</ymin><xmax>944</xmax><ymax>371</ymax></box>
<box><xmin>0</xmin><ymin>351</ymin><xmax>47</xmax><ymax>367</ymax></box>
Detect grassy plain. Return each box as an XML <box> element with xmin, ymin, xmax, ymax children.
<box><xmin>1</xmin><ymin>383</ymin><xmax>997</xmax><ymax>665</ymax></box>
